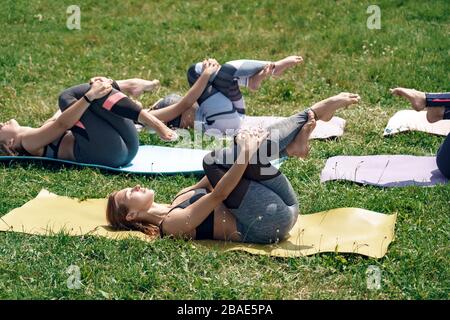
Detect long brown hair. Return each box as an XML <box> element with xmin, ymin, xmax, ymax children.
<box><xmin>106</xmin><ymin>192</ymin><xmax>161</xmax><ymax>238</ymax></box>
<box><xmin>0</xmin><ymin>143</ymin><xmax>18</xmax><ymax>156</ymax></box>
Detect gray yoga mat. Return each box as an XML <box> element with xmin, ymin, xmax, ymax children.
<box><xmin>320</xmin><ymin>155</ymin><xmax>449</xmax><ymax>187</ymax></box>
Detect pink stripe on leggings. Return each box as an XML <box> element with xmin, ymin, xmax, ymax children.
<box><xmin>75</xmin><ymin>121</ymin><xmax>85</xmax><ymax>129</ymax></box>
<box><xmin>432</xmin><ymin>99</ymin><xmax>450</xmax><ymax>102</ymax></box>
<box><xmin>103</xmin><ymin>92</ymin><xmax>126</xmax><ymax>111</ymax></box>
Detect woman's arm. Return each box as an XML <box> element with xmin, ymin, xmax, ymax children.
<box><xmin>137</xmin><ymin>110</ymin><xmax>178</xmax><ymax>141</ymax></box>
<box><xmin>42</xmin><ymin>110</ymin><xmax>62</xmax><ymax>125</ymax></box>
<box><xmin>148</xmin><ymin>59</ymin><xmax>220</xmax><ymax>123</ymax></box>
<box><xmin>162</xmin><ymin>129</ymin><xmax>267</xmax><ymax>237</ymax></box>
<box><xmin>174</xmin><ymin>176</ymin><xmax>213</xmax><ymax>199</ymax></box>
<box><xmin>21</xmin><ymin>81</ymin><xmax>111</xmax><ymax>153</ymax></box>
<box><xmin>162</xmin><ymin>148</ymin><xmax>251</xmax><ymax>237</ymax></box>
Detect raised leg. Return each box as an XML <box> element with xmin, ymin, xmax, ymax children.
<box><xmin>390</xmin><ymin>88</ymin><xmax>450</xmax><ymax>123</ymax></box>
<box><xmin>115</xmin><ymin>78</ymin><xmax>160</xmax><ymax>98</ymax></box>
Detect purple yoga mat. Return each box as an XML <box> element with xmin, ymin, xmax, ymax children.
<box><xmin>320</xmin><ymin>155</ymin><xmax>449</xmax><ymax>187</ymax></box>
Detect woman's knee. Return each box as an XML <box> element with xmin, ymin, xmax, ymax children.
<box><xmin>202</xmin><ymin>151</ymin><xmax>224</xmax><ymax>186</ymax></box>
<box><xmin>187</xmin><ymin>63</ymin><xmax>199</xmax><ymax>86</ymax></box>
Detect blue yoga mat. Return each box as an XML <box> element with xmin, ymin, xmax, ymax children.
<box><xmin>0</xmin><ymin>145</ymin><xmax>286</xmax><ymax>175</ymax></box>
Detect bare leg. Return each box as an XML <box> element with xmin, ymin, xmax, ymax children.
<box><xmin>247</xmin><ymin>55</ymin><xmax>303</xmax><ymax>91</ymax></box>
<box><xmin>272</xmin><ymin>55</ymin><xmax>303</xmax><ymax>77</ymax></box>
<box><xmin>247</xmin><ymin>63</ymin><xmax>275</xmax><ymax>91</ymax></box>
<box><xmin>116</xmin><ymin>78</ymin><xmax>160</xmax><ymax>98</ymax></box>
<box><xmin>310</xmin><ymin>92</ymin><xmax>361</xmax><ymax>122</ymax></box>
<box><xmin>390</xmin><ymin>87</ymin><xmax>445</xmax><ymax>123</ymax></box>
<box><xmin>390</xmin><ymin>87</ymin><xmax>426</xmax><ymax>111</ymax></box>
<box><xmin>283</xmin><ymin>92</ymin><xmax>360</xmax><ymax>159</ymax></box>
<box><xmin>285</xmin><ymin>110</ymin><xmax>316</xmax><ymax>158</ymax></box>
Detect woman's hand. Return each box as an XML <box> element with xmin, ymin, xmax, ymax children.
<box><xmin>201</xmin><ymin>58</ymin><xmax>220</xmax><ymax>76</ymax></box>
<box><xmin>235</xmin><ymin>127</ymin><xmax>269</xmax><ymax>157</ymax></box>
<box><xmin>89</xmin><ymin>76</ymin><xmax>113</xmax><ymax>85</ymax></box>
<box><xmin>85</xmin><ymin>80</ymin><xmax>113</xmax><ymax>101</ymax></box>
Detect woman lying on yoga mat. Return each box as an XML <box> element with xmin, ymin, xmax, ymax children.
<box><xmin>0</xmin><ymin>59</ymin><xmax>220</xmax><ymax>168</ymax></box>
<box><xmin>106</xmin><ymin>92</ymin><xmax>360</xmax><ymax>243</ymax></box>
<box><xmin>391</xmin><ymin>88</ymin><xmax>450</xmax><ymax>178</ymax></box>
<box><xmin>142</xmin><ymin>56</ymin><xmax>303</xmax><ymax>133</ymax></box>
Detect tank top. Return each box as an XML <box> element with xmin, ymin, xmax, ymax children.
<box><xmin>160</xmin><ymin>188</ymin><xmax>214</xmax><ymax>239</ymax></box>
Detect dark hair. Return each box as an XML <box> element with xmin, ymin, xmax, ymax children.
<box><xmin>106</xmin><ymin>192</ymin><xmax>160</xmax><ymax>238</ymax></box>
<box><xmin>0</xmin><ymin>143</ymin><xmax>18</xmax><ymax>156</ymax></box>
<box><xmin>153</xmin><ymin>93</ymin><xmax>183</xmax><ymax>109</ymax></box>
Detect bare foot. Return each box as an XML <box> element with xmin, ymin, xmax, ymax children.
<box><xmin>390</xmin><ymin>87</ymin><xmax>426</xmax><ymax>111</ymax></box>
<box><xmin>128</xmin><ymin>79</ymin><xmax>160</xmax><ymax>98</ymax></box>
<box><xmin>317</xmin><ymin>92</ymin><xmax>361</xmax><ymax>122</ymax></box>
<box><xmin>248</xmin><ymin>63</ymin><xmax>275</xmax><ymax>91</ymax></box>
<box><xmin>272</xmin><ymin>55</ymin><xmax>303</xmax><ymax>77</ymax></box>
<box><xmin>286</xmin><ymin>110</ymin><xmax>316</xmax><ymax>159</ymax></box>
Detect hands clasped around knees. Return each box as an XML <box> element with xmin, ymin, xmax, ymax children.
<box><xmin>235</xmin><ymin>127</ymin><xmax>270</xmax><ymax>159</ymax></box>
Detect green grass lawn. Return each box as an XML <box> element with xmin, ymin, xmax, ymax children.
<box><xmin>0</xmin><ymin>0</ymin><xmax>449</xmax><ymax>299</ymax></box>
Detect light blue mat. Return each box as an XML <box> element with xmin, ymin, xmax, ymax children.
<box><xmin>0</xmin><ymin>145</ymin><xmax>286</xmax><ymax>175</ymax></box>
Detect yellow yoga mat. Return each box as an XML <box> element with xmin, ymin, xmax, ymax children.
<box><xmin>0</xmin><ymin>190</ymin><xmax>397</xmax><ymax>258</ymax></box>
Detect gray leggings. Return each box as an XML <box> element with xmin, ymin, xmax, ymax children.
<box><xmin>58</xmin><ymin>83</ymin><xmax>139</xmax><ymax>167</ymax></box>
<box><xmin>188</xmin><ymin>59</ymin><xmax>269</xmax><ymax>133</ymax></box>
<box><xmin>203</xmin><ymin>110</ymin><xmax>309</xmax><ymax>244</ymax></box>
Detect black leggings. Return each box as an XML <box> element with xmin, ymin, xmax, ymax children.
<box><xmin>426</xmin><ymin>93</ymin><xmax>450</xmax><ymax>178</ymax></box>
<box><xmin>58</xmin><ymin>82</ymin><xmax>141</xmax><ymax>167</ymax></box>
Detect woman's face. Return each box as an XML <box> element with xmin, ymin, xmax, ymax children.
<box><xmin>114</xmin><ymin>185</ymin><xmax>155</xmax><ymax>214</ymax></box>
<box><xmin>0</xmin><ymin>119</ymin><xmax>20</xmax><ymax>144</ymax></box>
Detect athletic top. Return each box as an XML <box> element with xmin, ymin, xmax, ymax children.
<box><xmin>43</xmin><ymin>134</ymin><xmax>66</xmax><ymax>158</ymax></box>
<box><xmin>20</xmin><ymin>133</ymin><xmax>67</xmax><ymax>159</ymax></box>
<box><xmin>160</xmin><ymin>188</ymin><xmax>214</xmax><ymax>240</ymax></box>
